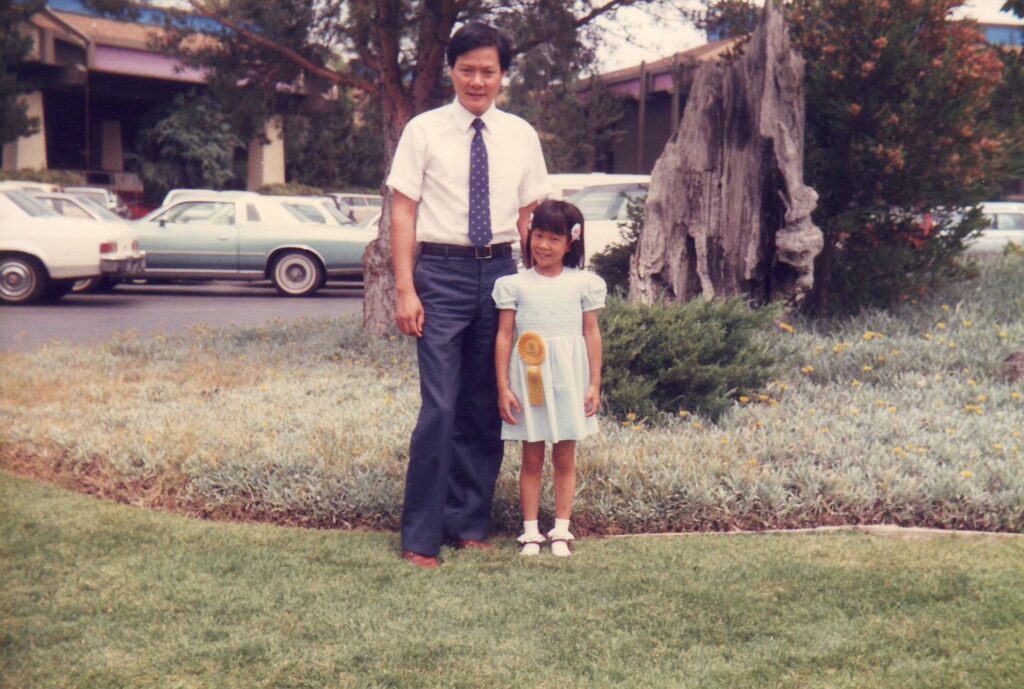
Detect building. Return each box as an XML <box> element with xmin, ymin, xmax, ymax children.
<box><xmin>3</xmin><ymin>0</ymin><xmax>290</xmax><ymax>198</ymax></box>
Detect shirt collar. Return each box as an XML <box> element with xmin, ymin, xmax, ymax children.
<box><xmin>451</xmin><ymin>97</ymin><xmax>498</xmax><ymax>132</ymax></box>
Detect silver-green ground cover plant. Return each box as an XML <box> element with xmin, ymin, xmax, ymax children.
<box><xmin>1</xmin><ymin>256</ymin><xmax>1021</xmax><ymax>533</ymax></box>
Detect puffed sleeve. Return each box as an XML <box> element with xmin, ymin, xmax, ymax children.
<box><xmin>492</xmin><ymin>275</ymin><xmax>519</xmax><ymax>310</ymax></box>
<box><xmin>517</xmin><ymin>125</ymin><xmax>550</xmax><ymax>207</ymax></box>
<box><xmin>581</xmin><ymin>272</ymin><xmax>607</xmax><ymax>311</ymax></box>
<box><xmin>385</xmin><ymin>117</ymin><xmax>426</xmax><ymax>202</ymax></box>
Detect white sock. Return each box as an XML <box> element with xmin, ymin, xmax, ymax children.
<box><xmin>523</xmin><ymin>520</ymin><xmax>540</xmax><ymax>538</ymax></box>
<box><xmin>551</xmin><ymin>518</ymin><xmax>572</xmax><ymax>557</ymax></box>
<box><xmin>554</xmin><ymin>518</ymin><xmax>570</xmax><ymax>534</ymax></box>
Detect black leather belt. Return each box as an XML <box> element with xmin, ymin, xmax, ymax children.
<box><xmin>420</xmin><ymin>242</ymin><xmax>513</xmax><ymax>259</ymax></box>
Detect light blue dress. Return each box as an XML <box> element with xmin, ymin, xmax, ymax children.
<box><xmin>492</xmin><ymin>267</ymin><xmax>607</xmax><ymax>442</ymax></box>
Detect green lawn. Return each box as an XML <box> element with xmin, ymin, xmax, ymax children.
<box><xmin>2</xmin><ymin>473</ymin><xmax>1022</xmax><ymax>689</ymax></box>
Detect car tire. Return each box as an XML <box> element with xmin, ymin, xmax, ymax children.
<box><xmin>72</xmin><ymin>276</ymin><xmax>119</xmax><ymax>293</ymax></box>
<box><xmin>271</xmin><ymin>251</ymin><xmax>323</xmax><ymax>297</ymax></box>
<box><xmin>0</xmin><ymin>254</ymin><xmax>47</xmax><ymax>305</ymax></box>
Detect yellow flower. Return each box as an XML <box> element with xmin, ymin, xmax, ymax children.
<box><xmin>924</xmin><ymin>333</ymin><xmax>934</xmax><ymax>341</ymax></box>
<box><xmin>849</xmin><ymin>407</ymin><xmax>860</xmax><ymax>416</ymax></box>
<box><xmin>875</xmin><ymin>400</ymin><xmax>886</xmax><ymax>407</ymax></box>
<box><xmin>769</xmin><ymin>399</ymin><xmax>779</xmax><ymax>407</ymax></box>
<box><xmin>960</xmin><ymin>470</ymin><xmax>974</xmax><ymax>479</ymax></box>
<box><xmin>692</xmin><ymin>422</ymin><xmax>704</xmax><ymax>430</ymax></box>
<box><xmin>754</xmin><ymin>421</ymin><xmax>766</xmax><ymax>430</ymax></box>
<box><xmin>678</xmin><ymin>410</ymin><xmax>689</xmax><ymax>418</ymax></box>
<box><xmin>1012</xmin><ymin>392</ymin><xmax>1021</xmax><ymax>401</ymax></box>
<box><xmin>962</xmin><ymin>320</ymin><xmax>973</xmax><ymax>328</ymax></box>
<box><xmin>941</xmin><ymin>304</ymin><xmax>950</xmax><ymax>312</ymax></box>
<box><xmin>1012</xmin><ymin>431</ymin><xmax>1022</xmax><ymax>439</ymax></box>
<box><xmin>739</xmin><ymin>396</ymin><xmax>751</xmax><ymax>404</ymax></box>
<box><xmin>758</xmin><ymin>394</ymin><xmax>770</xmax><ymax>402</ymax></box>
<box><xmin>862</xmin><ymin>365</ymin><xmax>873</xmax><ymax>372</ymax></box>
<box><xmin>820</xmin><ymin>427</ymin><xmax>830</xmax><ymax>434</ymax></box>
<box><xmin>748</xmin><ymin>458</ymin><xmax>759</xmax><ymax>467</ymax></box>
<box><xmin>888</xmin><ymin>406</ymin><xmax>898</xmax><ymax>414</ymax></box>
<box><xmin>998</xmin><ymin>330</ymin><xmax>1008</xmax><ymax>339</ymax></box>
<box><xmin>833</xmin><ymin>343</ymin><xmax>847</xmax><ymax>354</ymax></box>
<box><xmin>976</xmin><ymin>394</ymin><xmax>987</xmax><ymax>402</ymax></box>
<box><xmin>851</xmin><ymin>379</ymin><xmax>863</xmax><ymax>388</ymax></box>
<box><xmin>892</xmin><ymin>447</ymin><xmax>906</xmax><ymax>456</ymax></box>
<box><xmin>720</xmin><ymin>437</ymin><xmax>729</xmax><ymax>445</ymax></box>
<box><xmin>626</xmin><ymin>412</ymin><xmax>637</xmax><ymax>421</ymax></box>
<box><xmin>632</xmin><ymin>424</ymin><xmax>643</xmax><ymax>431</ymax></box>
<box><xmin>776</xmin><ymin>383</ymin><xmax>790</xmax><ymax>392</ymax></box>
<box><xmin>992</xmin><ymin>444</ymin><xmax>1004</xmax><ymax>451</ymax></box>
<box><xmin>801</xmin><ymin>365</ymin><xmax>815</xmax><ymax>374</ymax></box>
<box><xmin>967</xmin><ymin>379</ymin><xmax>977</xmax><ymax>387</ymax></box>
<box><xmin>936</xmin><ymin>322</ymin><xmax>947</xmax><ymax>330</ymax></box>
<box><xmin>777</xmin><ymin>322</ymin><xmax>796</xmax><ymax>334</ymax></box>
<box><xmin>946</xmin><ymin>428</ymin><xmax>957</xmax><ymax>436</ymax></box>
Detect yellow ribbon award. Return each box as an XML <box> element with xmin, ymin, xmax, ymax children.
<box><xmin>517</xmin><ymin>332</ymin><xmax>546</xmax><ymax>406</ymax></box>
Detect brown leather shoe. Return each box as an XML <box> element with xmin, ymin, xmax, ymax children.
<box><xmin>454</xmin><ymin>539</ymin><xmax>494</xmax><ymax>551</ymax></box>
<box><xmin>402</xmin><ymin>551</ymin><xmax>440</xmax><ymax>569</ymax></box>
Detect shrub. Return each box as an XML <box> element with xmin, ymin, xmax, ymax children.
<box><xmin>600</xmin><ymin>296</ymin><xmax>786</xmax><ymax>420</ymax></box>
<box><xmin>0</xmin><ymin>168</ymin><xmax>85</xmax><ymax>186</ymax></box>
<box><xmin>257</xmin><ymin>182</ymin><xmax>324</xmax><ymax>196</ymax></box>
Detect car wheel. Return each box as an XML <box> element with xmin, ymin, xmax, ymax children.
<box><xmin>0</xmin><ymin>255</ymin><xmax>47</xmax><ymax>305</ymax></box>
<box><xmin>271</xmin><ymin>252</ymin><xmax>323</xmax><ymax>297</ymax></box>
<box><xmin>72</xmin><ymin>276</ymin><xmax>119</xmax><ymax>293</ymax></box>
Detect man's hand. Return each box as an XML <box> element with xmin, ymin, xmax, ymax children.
<box><xmin>584</xmin><ymin>384</ymin><xmax>601</xmax><ymax>417</ymax></box>
<box><xmin>396</xmin><ymin>289</ymin><xmax>424</xmax><ymax>337</ymax></box>
<box><xmin>498</xmin><ymin>386</ymin><xmax>522</xmax><ymax>425</ymax></box>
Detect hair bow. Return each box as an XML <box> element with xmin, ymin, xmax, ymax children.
<box><xmin>570</xmin><ymin>223</ymin><xmax>581</xmax><ymax>242</ymax></box>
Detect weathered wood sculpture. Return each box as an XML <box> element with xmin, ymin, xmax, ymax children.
<box><xmin>629</xmin><ymin>0</ymin><xmax>823</xmax><ymax>308</ymax></box>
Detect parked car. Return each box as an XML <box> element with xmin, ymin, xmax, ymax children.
<box><xmin>64</xmin><ymin>186</ymin><xmax>129</xmax><ymax>217</ymax></box>
<box><xmin>329</xmin><ymin>193</ymin><xmax>383</xmax><ymax>222</ymax></box>
<box><xmin>130</xmin><ymin>193</ymin><xmax>374</xmax><ymax>296</ymax></box>
<box><xmin>0</xmin><ymin>189</ymin><xmax>142</xmax><ymax>304</ymax></box>
<box><xmin>547</xmin><ymin>173</ymin><xmax>650</xmax><ymax>201</ymax></box>
<box><xmin>29</xmin><ymin>191</ymin><xmax>146</xmax><ymax>292</ymax></box>
<box><xmin>965</xmin><ymin>202</ymin><xmax>1024</xmax><ymax>253</ymax></box>
<box><xmin>566</xmin><ymin>182</ymin><xmax>649</xmax><ymax>265</ymax></box>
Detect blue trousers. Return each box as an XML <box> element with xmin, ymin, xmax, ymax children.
<box><xmin>401</xmin><ymin>253</ymin><xmax>517</xmax><ymax>557</ymax></box>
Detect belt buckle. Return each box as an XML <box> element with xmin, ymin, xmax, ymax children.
<box><xmin>474</xmin><ymin>245</ymin><xmax>493</xmax><ymax>259</ymax></box>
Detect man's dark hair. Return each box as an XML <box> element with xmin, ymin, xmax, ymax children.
<box><xmin>526</xmin><ymin>200</ymin><xmax>586</xmax><ymax>269</ymax></box>
<box><xmin>447</xmin><ymin>22</ymin><xmax>513</xmax><ymax>72</ymax></box>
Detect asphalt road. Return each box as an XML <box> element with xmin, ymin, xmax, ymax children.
<box><xmin>0</xmin><ymin>281</ymin><xmax>365</xmax><ymax>353</ymax></box>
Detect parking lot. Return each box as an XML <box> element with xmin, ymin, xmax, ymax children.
<box><xmin>0</xmin><ymin>282</ymin><xmax>364</xmax><ymax>353</ymax></box>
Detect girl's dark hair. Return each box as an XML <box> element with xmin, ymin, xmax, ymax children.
<box><xmin>447</xmin><ymin>23</ymin><xmax>513</xmax><ymax>72</ymax></box>
<box><xmin>526</xmin><ymin>199</ymin><xmax>586</xmax><ymax>269</ymax></box>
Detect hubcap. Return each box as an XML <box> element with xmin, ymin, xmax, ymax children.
<box><xmin>1</xmin><ymin>261</ymin><xmax>34</xmax><ymax>299</ymax></box>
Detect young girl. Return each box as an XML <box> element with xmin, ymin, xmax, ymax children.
<box><xmin>492</xmin><ymin>199</ymin><xmax>606</xmax><ymax>557</ymax></box>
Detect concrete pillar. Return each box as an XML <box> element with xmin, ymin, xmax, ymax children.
<box><xmin>100</xmin><ymin>120</ymin><xmax>124</xmax><ymax>171</ymax></box>
<box><xmin>246</xmin><ymin>116</ymin><xmax>285</xmax><ymax>190</ymax></box>
<box><xmin>2</xmin><ymin>91</ymin><xmax>47</xmax><ymax>171</ymax></box>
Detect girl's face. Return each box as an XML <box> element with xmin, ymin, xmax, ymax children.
<box><xmin>530</xmin><ymin>228</ymin><xmax>571</xmax><ymax>272</ymax></box>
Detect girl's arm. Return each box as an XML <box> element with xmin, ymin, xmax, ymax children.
<box><xmin>495</xmin><ymin>309</ymin><xmax>521</xmax><ymax>424</ymax></box>
<box><xmin>582</xmin><ymin>310</ymin><xmax>602</xmax><ymax>417</ymax></box>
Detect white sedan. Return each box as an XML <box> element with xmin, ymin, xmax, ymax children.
<box><xmin>0</xmin><ymin>189</ymin><xmax>142</xmax><ymax>304</ymax></box>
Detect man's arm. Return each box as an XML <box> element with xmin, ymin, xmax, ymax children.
<box><xmin>391</xmin><ymin>190</ymin><xmax>424</xmax><ymax>337</ymax></box>
<box><xmin>516</xmin><ymin>201</ymin><xmax>538</xmax><ymax>268</ymax></box>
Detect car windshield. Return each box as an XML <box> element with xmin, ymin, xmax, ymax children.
<box><xmin>1</xmin><ymin>190</ymin><xmax>58</xmax><ymax>217</ymax></box>
<box><xmin>568</xmin><ymin>185</ymin><xmax>647</xmax><ymax>221</ymax></box>
<box><xmin>71</xmin><ymin>194</ymin><xmax>123</xmax><ymax>221</ymax></box>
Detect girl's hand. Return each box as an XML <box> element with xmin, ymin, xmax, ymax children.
<box><xmin>584</xmin><ymin>385</ymin><xmax>601</xmax><ymax>417</ymax></box>
<box><xmin>498</xmin><ymin>386</ymin><xmax>522</xmax><ymax>425</ymax></box>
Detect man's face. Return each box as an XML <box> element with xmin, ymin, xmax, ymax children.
<box><xmin>450</xmin><ymin>46</ymin><xmax>503</xmax><ymax>116</ymax></box>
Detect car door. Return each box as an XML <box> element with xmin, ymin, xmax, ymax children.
<box><xmin>137</xmin><ymin>201</ymin><xmax>239</xmax><ymax>273</ymax></box>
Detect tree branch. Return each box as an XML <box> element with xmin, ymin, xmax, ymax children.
<box><xmin>511</xmin><ymin>0</ymin><xmax>642</xmax><ymax>56</ymax></box>
<box><xmin>184</xmin><ymin>0</ymin><xmax>378</xmax><ymax>94</ymax></box>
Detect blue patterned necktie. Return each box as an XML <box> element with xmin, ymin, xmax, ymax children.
<box><xmin>468</xmin><ymin>118</ymin><xmax>492</xmax><ymax>248</ymax></box>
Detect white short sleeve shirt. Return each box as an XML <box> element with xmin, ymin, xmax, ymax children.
<box><xmin>386</xmin><ymin>99</ymin><xmax>550</xmax><ymax>246</ymax></box>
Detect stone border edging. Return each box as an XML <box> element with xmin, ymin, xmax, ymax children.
<box><xmin>609</xmin><ymin>524</ymin><xmax>1023</xmax><ymax>540</ymax></box>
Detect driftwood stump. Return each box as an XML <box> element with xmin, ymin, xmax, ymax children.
<box><xmin>629</xmin><ymin>0</ymin><xmax>823</xmax><ymax>308</ymax></box>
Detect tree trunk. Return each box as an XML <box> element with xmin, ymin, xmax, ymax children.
<box><xmin>628</xmin><ymin>0</ymin><xmax>823</xmax><ymax>309</ymax></box>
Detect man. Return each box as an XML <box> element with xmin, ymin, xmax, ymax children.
<box><xmin>386</xmin><ymin>22</ymin><xmax>549</xmax><ymax>568</ymax></box>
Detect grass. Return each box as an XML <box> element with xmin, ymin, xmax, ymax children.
<box><xmin>1</xmin><ymin>257</ymin><xmax>1023</xmax><ymax>533</ymax></box>
<box><xmin>2</xmin><ymin>472</ymin><xmax>1023</xmax><ymax>689</ymax></box>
